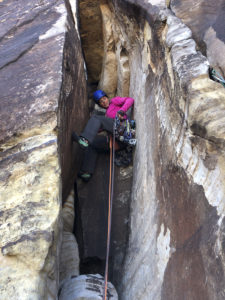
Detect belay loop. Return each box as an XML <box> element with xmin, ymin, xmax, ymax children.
<box><xmin>114</xmin><ymin>116</ymin><xmax>136</xmax><ymax>146</ymax></box>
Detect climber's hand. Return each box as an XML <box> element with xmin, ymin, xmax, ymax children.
<box><xmin>117</xmin><ymin>110</ymin><xmax>125</xmax><ymax>120</ymax></box>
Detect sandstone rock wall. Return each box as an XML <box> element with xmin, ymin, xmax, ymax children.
<box><xmin>1</xmin><ymin>0</ymin><xmax>225</xmax><ymax>299</ymax></box>
<box><xmin>170</xmin><ymin>0</ymin><xmax>225</xmax><ymax>77</ymax></box>
<box><xmin>59</xmin><ymin>190</ymin><xmax>119</xmax><ymax>300</ymax></box>
<box><xmin>59</xmin><ymin>274</ymin><xmax>118</xmax><ymax>300</ymax></box>
<box><xmin>76</xmin><ymin>0</ymin><xmax>133</xmax><ymax>289</ymax></box>
<box><xmin>75</xmin><ymin>159</ymin><xmax>133</xmax><ymax>288</ymax></box>
<box><xmin>0</xmin><ymin>0</ymin><xmax>88</xmax><ymax>298</ymax></box>
<box><xmin>79</xmin><ymin>0</ymin><xmax>104</xmax><ymax>84</ymax></box>
<box><xmin>59</xmin><ymin>190</ymin><xmax>80</xmax><ymax>299</ymax></box>
<box><xmin>78</xmin><ymin>0</ymin><xmax>225</xmax><ymax>299</ymax></box>
<box><xmin>60</xmin><ymin>190</ymin><xmax>79</xmax><ymax>284</ymax></box>
<box><xmin>110</xmin><ymin>1</ymin><xmax>225</xmax><ymax>299</ymax></box>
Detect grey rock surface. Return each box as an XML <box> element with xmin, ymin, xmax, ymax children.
<box><xmin>75</xmin><ymin>160</ymin><xmax>133</xmax><ymax>288</ymax></box>
<box><xmin>79</xmin><ymin>1</ymin><xmax>225</xmax><ymax>299</ymax></box>
<box><xmin>59</xmin><ymin>274</ymin><xmax>118</xmax><ymax>300</ymax></box>
<box><xmin>1</xmin><ymin>0</ymin><xmax>225</xmax><ymax>299</ymax></box>
<box><xmin>170</xmin><ymin>0</ymin><xmax>225</xmax><ymax>76</ymax></box>
<box><xmin>0</xmin><ymin>0</ymin><xmax>88</xmax><ymax>298</ymax></box>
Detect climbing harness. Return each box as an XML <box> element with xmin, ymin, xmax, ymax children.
<box><xmin>114</xmin><ymin>115</ymin><xmax>136</xmax><ymax>146</ymax></box>
<box><xmin>112</xmin><ymin>116</ymin><xmax>136</xmax><ymax>167</ymax></box>
<box><xmin>103</xmin><ymin>132</ymin><xmax>115</xmax><ymax>300</ymax></box>
<box><xmin>209</xmin><ymin>68</ymin><xmax>225</xmax><ymax>88</ymax></box>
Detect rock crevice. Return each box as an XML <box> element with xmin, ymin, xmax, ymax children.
<box><xmin>1</xmin><ymin>0</ymin><xmax>225</xmax><ymax>299</ymax></box>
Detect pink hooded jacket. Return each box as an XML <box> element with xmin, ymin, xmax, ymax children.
<box><xmin>105</xmin><ymin>96</ymin><xmax>134</xmax><ymax>119</ymax></box>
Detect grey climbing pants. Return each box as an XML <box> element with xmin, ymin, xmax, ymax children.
<box><xmin>80</xmin><ymin>115</ymin><xmax>127</xmax><ymax>174</ymax></box>
<box><xmin>80</xmin><ymin>115</ymin><xmax>114</xmax><ymax>143</ymax></box>
<box><xmin>81</xmin><ymin>134</ymin><xmax>109</xmax><ymax>174</ymax></box>
<box><xmin>80</xmin><ymin>115</ymin><xmax>114</xmax><ymax>174</ymax></box>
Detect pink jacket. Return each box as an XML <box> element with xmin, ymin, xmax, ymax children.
<box><xmin>105</xmin><ymin>96</ymin><xmax>134</xmax><ymax>119</ymax></box>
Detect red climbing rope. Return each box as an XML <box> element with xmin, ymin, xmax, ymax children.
<box><xmin>103</xmin><ymin>133</ymin><xmax>115</xmax><ymax>300</ymax></box>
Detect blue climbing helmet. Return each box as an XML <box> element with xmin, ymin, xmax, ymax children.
<box><xmin>93</xmin><ymin>90</ymin><xmax>106</xmax><ymax>104</ymax></box>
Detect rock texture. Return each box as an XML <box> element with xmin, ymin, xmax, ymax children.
<box><xmin>0</xmin><ymin>0</ymin><xmax>88</xmax><ymax>299</ymax></box>
<box><xmin>78</xmin><ymin>2</ymin><xmax>134</xmax><ymax>285</ymax></box>
<box><xmin>79</xmin><ymin>0</ymin><xmax>104</xmax><ymax>83</ymax></box>
<box><xmin>170</xmin><ymin>0</ymin><xmax>225</xmax><ymax>76</ymax></box>
<box><xmin>60</xmin><ymin>190</ymin><xmax>79</xmax><ymax>284</ymax></box>
<box><xmin>59</xmin><ymin>192</ymin><xmax>119</xmax><ymax>300</ymax></box>
<box><xmin>2</xmin><ymin>0</ymin><xmax>225</xmax><ymax>299</ymax></box>
<box><xmin>75</xmin><ymin>160</ymin><xmax>133</xmax><ymax>288</ymax></box>
<box><xmin>59</xmin><ymin>274</ymin><xmax>118</xmax><ymax>300</ymax></box>
<box><xmin>79</xmin><ymin>0</ymin><xmax>225</xmax><ymax>299</ymax></box>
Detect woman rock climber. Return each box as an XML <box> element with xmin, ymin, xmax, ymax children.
<box><xmin>72</xmin><ymin>89</ymin><xmax>135</xmax><ymax>181</ymax></box>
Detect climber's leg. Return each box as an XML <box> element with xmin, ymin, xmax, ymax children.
<box><xmin>80</xmin><ymin>115</ymin><xmax>114</xmax><ymax>144</ymax></box>
<box><xmin>79</xmin><ymin>134</ymin><xmax>109</xmax><ymax>181</ymax></box>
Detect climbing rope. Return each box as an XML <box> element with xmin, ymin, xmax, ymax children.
<box><xmin>103</xmin><ymin>116</ymin><xmax>136</xmax><ymax>298</ymax></box>
<box><xmin>210</xmin><ymin>68</ymin><xmax>225</xmax><ymax>87</ymax></box>
<box><xmin>103</xmin><ymin>128</ymin><xmax>116</xmax><ymax>300</ymax></box>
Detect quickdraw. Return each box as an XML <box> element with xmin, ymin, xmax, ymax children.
<box><xmin>114</xmin><ymin>116</ymin><xmax>137</xmax><ymax>146</ymax></box>
<box><xmin>209</xmin><ymin>68</ymin><xmax>225</xmax><ymax>88</ymax></box>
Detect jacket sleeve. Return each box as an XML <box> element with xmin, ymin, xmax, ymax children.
<box><xmin>111</xmin><ymin>96</ymin><xmax>134</xmax><ymax>112</ymax></box>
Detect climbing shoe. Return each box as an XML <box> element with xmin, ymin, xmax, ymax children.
<box><xmin>78</xmin><ymin>137</ymin><xmax>89</xmax><ymax>149</ymax></box>
<box><xmin>72</xmin><ymin>132</ymin><xmax>89</xmax><ymax>149</ymax></box>
<box><xmin>78</xmin><ymin>171</ymin><xmax>92</xmax><ymax>182</ymax></box>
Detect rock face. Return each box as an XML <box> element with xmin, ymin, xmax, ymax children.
<box><xmin>75</xmin><ymin>159</ymin><xmax>133</xmax><ymax>288</ymax></box>
<box><xmin>79</xmin><ymin>0</ymin><xmax>104</xmax><ymax>83</ymax></box>
<box><xmin>76</xmin><ymin>0</ymin><xmax>134</xmax><ymax>288</ymax></box>
<box><xmin>59</xmin><ymin>190</ymin><xmax>118</xmax><ymax>300</ymax></box>
<box><xmin>60</xmin><ymin>190</ymin><xmax>79</xmax><ymax>284</ymax></box>
<box><xmin>0</xmin><ymin>0</ymin><xmax>88</xmax><ymax>298</ymax></box>
<box><xmin>59</xmin><ymin>274</ymin><xmax>118</xmax><ymax>300</ymax></box>
<box><xmin>170</xmin><ymin>0</ymin><xmax>225</xmax><ymax>76</ymax></box>
<box><xmin>79</xmin><ymin>0</ymin><xmax>225</xmax><ymax>299</ymax></box>
<box><xmin>2</xmin><ymin>0</ymin><xmax>225</xmax><ymax>299</ymax></box>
